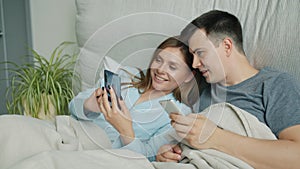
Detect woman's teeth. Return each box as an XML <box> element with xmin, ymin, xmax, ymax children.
<box><xmin>156</xmin><ymin>75</ymin><xmax>167</xmax><ymax>81</ymax></box>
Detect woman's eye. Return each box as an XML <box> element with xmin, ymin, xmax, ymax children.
<box><xmin>155</xmin><ymin>57</ymin><xmax>161</xmax><ymax>63</ymax></box>
<box><xmin>169</xmin><ymin>65</ymin><xmax>177</xmax><ymax>70</ymax></box>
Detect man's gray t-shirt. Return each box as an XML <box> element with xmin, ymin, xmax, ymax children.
<box><xmin>199</xmin><ymin>67</ymin><xmax>300</xmax><ymax>137</ymax></box>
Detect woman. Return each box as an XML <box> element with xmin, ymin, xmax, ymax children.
<box><xmin>69</xmin><ymin>36</ymin><xmax>203</xmax><ymax>161</ymax></box>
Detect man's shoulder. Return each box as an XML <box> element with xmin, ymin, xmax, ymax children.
<box><xmin>260</xmin><ymin>67</ymin><xmax>300</xmax><ymax>88</ymax></box>
<box><xmin>260</xmin><ymin>67</ymin><xmax>284</xmax><ymax>76</ymax></box>
<box><xmin>260</xmin><ymin>67</ymin><xmax>295</xmax><ymax>80</ymax></box>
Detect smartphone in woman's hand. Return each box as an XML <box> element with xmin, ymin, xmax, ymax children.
<box><xmin>104</xmin><ymin>70</ymin><xmax>121</xmax><ymax>106</ymax></box>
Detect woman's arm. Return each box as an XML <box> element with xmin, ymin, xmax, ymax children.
<box><xmin>69</xmin><ymin>88</ymin><xmax>102</xmax><ymax>120</ymax></box>
<box><xmin>121</xmin><ymin>124</ymin><xmax>176</xmax><ymax>162</ymax></box>
<box><xmin>99</xmin><ymin>87</ymin><xmax>135</xmax><ymax>144</ymax></box>
<box><xmin>99</xmin><ymin>87</ymin><xmax>188</xmax><ymax>161</ymax></box>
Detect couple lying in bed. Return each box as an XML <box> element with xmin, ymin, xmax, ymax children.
<box><xmin>71</xmin><ymin>10</ymin><xmax>300</xmax><ymax>168</ymax></box>
<box><xmin>2</xmin><ymin>10</ymin><xmax>299</xmax><ymax>169</ymax></box>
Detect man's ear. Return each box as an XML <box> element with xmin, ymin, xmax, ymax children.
<box><xmin>223</xmin><ymin>38</ymin><xmax>233</xmax><ymax>56</ymax></box>
<box><xmin>184</xmin><ymin>71</ymin><xmax>195</xmax><ymax>83</ymax></box>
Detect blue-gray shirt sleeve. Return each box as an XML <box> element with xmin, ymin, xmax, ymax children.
<box><xmin>264</xmin><ymin>73</ymin><xmax>300</xmax><ymax>137</ymax></box>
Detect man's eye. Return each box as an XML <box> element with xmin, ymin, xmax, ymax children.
<box><xmin>196</xmin><ymin>51</ymin><xmax>203</xmax><ymax>57</ymax></box>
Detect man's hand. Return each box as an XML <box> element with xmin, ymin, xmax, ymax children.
<box><xmin>156</xmin><ymin>144</ymin><xmax>182</xmax><ymax>162</ymax></box>
<box><xmin>170</xmin><ymin>113</ymin><xmax>219</xmax><ymax>150</ymax></box>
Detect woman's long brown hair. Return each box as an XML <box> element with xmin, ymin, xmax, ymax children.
<box><xmin>122</xmin><ymin>36</ymin><xmax>205</xmax><ymax>107</ymax></box>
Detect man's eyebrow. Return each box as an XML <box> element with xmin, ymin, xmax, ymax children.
<box><xmin>191</xmin><ymin>48</ymin><xmax>201</xmax><ymax>53</ymax></box>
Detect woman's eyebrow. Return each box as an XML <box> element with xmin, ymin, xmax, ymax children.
<box><xmin>168</xmin><ymin>60</ymin><xmax>181</xmax><ymax>66</ymax></box>
<box><xmin>156</xmin><ymin>54</ymin><xmax>162</xmax><ymax>59</ymax></box>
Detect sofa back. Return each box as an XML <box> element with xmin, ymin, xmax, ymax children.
<box><xmin>75</xmin><ymin>0</ymin><xmax>300</xmax><ymax>91</ymax></box>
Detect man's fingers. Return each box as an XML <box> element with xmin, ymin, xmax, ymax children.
<box><xmin>169</xmin><ymin>113</ymin><xmax>195</xmax><ymax>125</ymax></box>
<box><xmin>171</xmin><ymin>116</ymin><xmax>195</xmax><ymax>137</ymax></box>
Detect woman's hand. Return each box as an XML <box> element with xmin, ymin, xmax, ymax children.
<box><xmin>83</xmin><ymin>88</ymin><xmax>103</xmax><ymax>113</ymax></box>
<box><xmin>156</xmin><ymin>144</ymin><xmax>182</xmax><ymax>162</ymax></box>
<box><xmin>99</xmin><ymin>86</ymin><xmax>135</xmax><ymax>145</ymax></box>
<box><xmin>169</xmin><ymin>113</ymin><xmax>220</xmax><ymax>150</ymax></box>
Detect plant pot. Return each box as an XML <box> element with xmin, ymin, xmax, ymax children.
<box><xmin>23</xmin><ymin>94</ymin><xmax>56</xmax><ymax>121</ymax></box>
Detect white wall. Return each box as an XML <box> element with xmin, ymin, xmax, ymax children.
<box><xmin>29</xmin><ymin>0</ymin><xmax>77</xmax><ymax>59</ymax></box>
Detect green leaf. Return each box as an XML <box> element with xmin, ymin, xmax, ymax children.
<box><xmin>3</xmin><ymin>41</ymin><xmax>81</xmax><ymax>120</ymax></box>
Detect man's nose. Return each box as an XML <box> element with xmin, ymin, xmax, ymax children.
<box><xmin>192</xmin><ymin>55</ymin><xmax>202</xmax><ymax>68</ymax></box>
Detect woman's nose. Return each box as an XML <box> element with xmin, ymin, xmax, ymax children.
<box><xmin>157</xmin><ymin>64</ymin><xmax>167</xmax><ymax>73</ymax></box>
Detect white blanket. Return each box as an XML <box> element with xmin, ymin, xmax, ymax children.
<box><xmin>0</xmin><ymin>115</ymin><xmax>154</xmax><ymax>169</ymax></box>
<box><xmin>152</xmin><ymin>103</ymin><xmax>277</xmax><ymax>169</ymax></box>
<box><xmin>0</xmin><ymin>103</ymin><xmax>276</xmax><ymax>169</ymax></box>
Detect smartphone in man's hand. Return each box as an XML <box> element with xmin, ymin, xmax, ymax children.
<box><xmin>159</xmin><ymin>99</ymin><xmax>184</xmax><ymax>115</ymax></box>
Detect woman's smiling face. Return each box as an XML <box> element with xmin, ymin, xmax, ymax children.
<box><xmin>150</xmin><ymin>47</ymin><xmax>193</xmax><ymax>94</ymax></box>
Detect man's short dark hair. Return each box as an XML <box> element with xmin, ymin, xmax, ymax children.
<box><xmin>180</xmin><ymin>10</ymin><xmax>245</xmax><ymax>54</ymax></box>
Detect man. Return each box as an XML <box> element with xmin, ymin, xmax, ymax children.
<box><xmin>156</xmin><ymin>10</ymin><xmax>300</xmax><ymax>169</ymax></box>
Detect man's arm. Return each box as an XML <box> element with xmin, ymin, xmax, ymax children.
<box><xmin>170</xmin><ymin>113</ymin><xmax>300</xmax><ymax>169</ymax></box>
<box><xmin>212</xmin><ymin>124</ymin><xmax>300</xmax><ymax>169</ymax></box>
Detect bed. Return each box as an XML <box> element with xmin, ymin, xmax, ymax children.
<box><xmin>1</xmin><ymin>0</ymin><xmax>299</xmax><ymax>168</ymax></box>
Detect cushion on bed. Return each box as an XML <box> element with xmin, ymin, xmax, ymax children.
<box><xmin>0</xmin><ymin>115</ymin><xmax>113</xmax><ymax>169</ymax></box>
<box><xmin>0</xmin><ymin>115</ymin><xmax>59</xmax><ymax>169</ymax></box>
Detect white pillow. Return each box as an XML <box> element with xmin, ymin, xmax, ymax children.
<box><xmin>75</xmin><ymin>0</ymin><xmax>193</xmax><ymax>92</ymax></box>
<box><xmin>100</xmin><ymin>56</ymin><xmax>124</xmax><ymax>79</ymax></box>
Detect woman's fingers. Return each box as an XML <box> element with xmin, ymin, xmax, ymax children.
<box><xmin>156</xmin><ymin>144</ymin><xmax>181</xmax><ymax>162</ymax></box>
<box><xmin>95</xmin><ymin>88</ymin><xmax>103</xmax><ymax>98</ymax></box>
<box><xmin>102</xmin><ymin>87</ymin><xmax>112</xmax><ymax>117</ymax></box>
<box><xmin>118</xmin><ymin>98</ymin><xmax>129</xmax><ymax>114</ymax></box>
<box><xmin>108</xmin><ymin>86</ymin><xmax>119</xmax><ymax>112</ymax></box>
<box><xmin>99</xmin><ymin>97</ymin><xmax>107</xmax><ymax>117</ymax></box>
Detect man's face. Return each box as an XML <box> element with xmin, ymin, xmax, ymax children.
<box><xmin>188</xmin><ymin>29</ymin><xmax>226</xmax><ymax>84</ymax></box>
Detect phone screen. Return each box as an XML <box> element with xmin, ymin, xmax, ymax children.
<box><xmin>104</xmin><ymin>70</ymin><xmax>121</xmax><ymax>106</ymax></box>
<box><xmin>159</xmin><ymin>99</ymin><xmax>183</xmax><ymax>115</ymax></box>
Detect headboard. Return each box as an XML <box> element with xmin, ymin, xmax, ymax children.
<box><xmin>74</xmin><ymin>0</ymin><xmax>300</xmax><ymax>91</ymax></box>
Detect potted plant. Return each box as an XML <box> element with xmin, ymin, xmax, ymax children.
<box><xmin>5</xmin><ymin>41</ymin><xmax>80</xmax><ymax>121</ymax></box>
